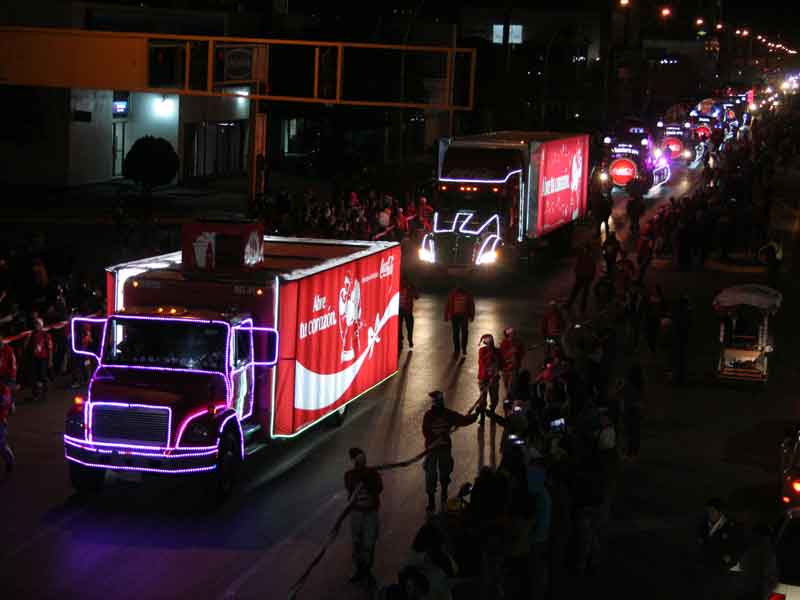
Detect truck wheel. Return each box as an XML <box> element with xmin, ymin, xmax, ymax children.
<box><xmin>69</xmin><ymin>462</ymin><xmax>105</xmax><ymax>495</ymax></box>
<box><xmin>329</xmin><ymin>404</ymin><xmax>348</xmax><ymax>428</ymax></box>
<box><xmin>210</xmin><ymin>429</ymin><xmax>242</xmax><ymax>505</ymax></box>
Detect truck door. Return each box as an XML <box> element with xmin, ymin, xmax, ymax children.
<box><xmin>232</xmin><ymin>328</ymin><xmax>255</xmax><ymax>420</ymax></box>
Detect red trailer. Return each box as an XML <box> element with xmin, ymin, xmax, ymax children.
<box><xmin>67</xmin><ymin>223</ymin><xmax>399</xmax><ymax>501</ymax></box>
<box><xmin>426</xmin><ymin>131</ymin><xmax>589</xmax><ymax>268</ymax></box>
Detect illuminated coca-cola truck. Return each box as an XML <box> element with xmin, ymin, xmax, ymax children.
<box><xmin>67</xmin><ymin>223</ymin><xmax>400</xmax><ymax>502</ymax></box>
<box><xmin>425</xmin><ymin>131</ymin><xmax>589</xmax><ymax>268</ymax></box>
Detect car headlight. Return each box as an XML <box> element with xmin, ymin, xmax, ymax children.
<box><xmin>182</xmin><ymin>421</ymin><xmax>213</xmax><ymax>445</ymax></box>
<box><xmin>418</xmin><ymin>247</ymin><xmax>435</xmax><ymax>263</ymax></box>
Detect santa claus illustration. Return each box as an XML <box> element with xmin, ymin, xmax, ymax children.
<box><xmin>338</xmin><ymin>272</ymin><xmax>362</xmax><ymax>362</ymax></box>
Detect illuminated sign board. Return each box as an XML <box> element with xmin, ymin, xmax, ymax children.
<box><xmin>112</xmin><ymin>100</ymin><xmax>128</xmax><ymax>117</ymax></box>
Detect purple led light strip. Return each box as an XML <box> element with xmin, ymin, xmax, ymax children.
<box><xmin>70</xmin><ymin>317</ymin><xmax>107</xmax><ymax>357</ymax></box>
<box><xmin>65</xmin><ymin>454</ymin><xmax>217</xmax><ymax>475</ymax></box>
<box><xmin>459</xmin><ymin>213</ymin><xmax>501</xmax><ymax>236</ymax></box>
<box><xmin>64</xmin><ymin>437</ymin><xmax>217</xmax><ymax>458</ymax></box>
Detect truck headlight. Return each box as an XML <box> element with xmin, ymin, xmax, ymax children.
<box><xmin>477</xmin><ymin>250</ymin><xmax>498</xmax><ymax>265</ymax></box>
<box><xmin>682</xmin><ymin>149</ymin><xmax>692</xmax><ymax>159</ymax></box>
<box><xmin>418</xmin><ymin>247</ymin><xmax>435</xmax><ymax>263</ymax></box>
<box><xmin>182</xmin><ymin>421</ymin><xmax>213</xmax><ymax>445</ymax></box>
<box><xmin>599</xmin><ymin>171</ymin><xmax>609</xmax><ymax>182</ymax></box>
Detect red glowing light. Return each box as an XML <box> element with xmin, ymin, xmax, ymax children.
<box><xmin>792</xmin><ymin>480</ymin><xmax>800</xmax><ymax>493</ymax></box>
<box><xmin>609</xmin><ymin>158</ymin><xmax>638</xmax><ymax>186</ymax></box>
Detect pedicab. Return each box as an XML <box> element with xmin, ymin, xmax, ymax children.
<box><xmin>713</xmin><ymin>284</ymin><xmax>781</xmax><ymax>382</ymax></box>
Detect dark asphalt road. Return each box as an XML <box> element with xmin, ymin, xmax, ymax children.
<box><xmin>2</xmin><ymin>161</ymin><xmax>798</xmax><ymax>600</ymax></box>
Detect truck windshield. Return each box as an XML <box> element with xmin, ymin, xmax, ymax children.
<box><xmin>102</xmin><ymin>317</ymin><xmax>228</xmax><ymax>372</ymax></box>
<box><xmin>437</xmin><ymin>190</ymin><xmax>507</xmax><ymax>218</ymax></box>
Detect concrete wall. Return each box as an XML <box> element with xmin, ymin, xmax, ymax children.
<box><xmin>126</xmin><ymin>92</ymin><xmax>181</xmax><ymax>159</ymax></box>
<box><xmin>64</xmin><ymin>90</ymin><xmax>180</xmax><ymax>186</ymax></box>
<box><xmin>68</xmin><ymin>89</ymin><xmax>113</xmax><ymax>185</ymax></box>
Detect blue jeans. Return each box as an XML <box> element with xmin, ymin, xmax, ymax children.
<box><xmin>0</xmin><ymin>422</ymin><xmax>13</xmax><ymax>470</ymax></box>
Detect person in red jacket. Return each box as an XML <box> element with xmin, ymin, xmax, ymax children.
<box><xmin>344</xmin><ymin>447</ymin><xmax>383</xmax><ymax>585</ymax></box>
<box><xmin>567</xmin><ymin>243</ymin><xmax>597</xmax><ymax>315</ymax></box>
<box><xmin>0</xmin><ymin>338</ymin><xmax>17</xmax><ymax>386</ymax></box>
<box><xmin>422</xmin><ymin>390</ymin><xmax>478</xmax><ymax>512</ymax></box>
<box><xmin>27</xmin><ymin>318</ymin><xmax>53</xmax><ymax>402</ymax></box>
<box><xmin>0</xmin><ymin>382</ymin><xmax>14</xmax><ymax>476</ymax></box>
<box><xmin>477</xmin><ymin>333</ymin><xmax>502</xmax><ymax>426</ymax></box>
<box><xmin>444</xmin><ymin>285</ymin><xmax>475</xmax><ymax>358</ymax></box>
<box><xmin>398</xmin><ymin>277</ymin><xmax>420</xmax><ymax>351</ymax></box>
<box><xmin>500</xmin><ymin>327</ymin><xmax>526</xmax><ymax>393</ymax></box>
<box><xmin>418</xmin><ymin>196</ymin><xmax>434</xmax><ymax>232</ymax></box>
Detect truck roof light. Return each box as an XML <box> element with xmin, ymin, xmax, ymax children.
<box><xmin>157</xmin><ymin>307</ymin><xmax>164</xmax><ymax>313</ymax></box>
<box><xmin>440</xmin><ymin>185</ymin><xmax>447</xmax><ymax>191</ymax></box>
<box><xmin>792</xmin><ymin>480</ymin><xmax>800</xmax><ymax>493</ymax></box>
<box><xmin>73</xmin><ymin>396</ymin><xmax>85</xmax><ymax>408</ymax></box>
<box><xmin>132</xmin><ymin>280</ymin><xmax>139</xmax><ymax>288</ymax></box>
<box><xmin>169</xmin><ymin>308</ymin><xmax>177</xmax><ymax>314</ymax></box>
<box><xmin>256</xmin><ymin>288</ymin><xmax>264</xmax><ymax>296</ymax></box>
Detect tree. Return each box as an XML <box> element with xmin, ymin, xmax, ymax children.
<box><xmin>123</xmin><ymin>135</ymin><xmax>179</xmax><ymax>195</ymax></box>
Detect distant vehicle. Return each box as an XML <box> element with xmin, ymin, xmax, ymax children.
<box><xmin>595</xmin><ymin>117</ymin><xmax>671</xmax><ymax>191</ymax></box>
<box><xmin>67</xmin><ymin>223</ymin><xmax>400</xmax><ymax>502</ymax></box>
<box><xmin>654</xmin><ymin>120</ymin><xmax>696</xmax><ymax>163</ymax></box>
<box><xmin>427</xmin><ymin>131</ymin><xmax>590</xmax><ymax>268</ymax></box>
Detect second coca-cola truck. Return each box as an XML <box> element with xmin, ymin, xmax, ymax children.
<box><xmin>424</xmin><ymin>131</ymin><xmax>589</xmax><ymax>268</ymax></box>
<box><xmin>67</xmin><ymin>222</ymin><xmax>400</xmax><ymax>501</ymax></box>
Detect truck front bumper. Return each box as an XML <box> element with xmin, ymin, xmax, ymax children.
<box><xmin>64</xmin><ymin>436</ymin><xmax>218</xmax><ymax>474</ymax></box>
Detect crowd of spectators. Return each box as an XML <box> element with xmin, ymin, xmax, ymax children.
<box><xmin>258</xmin><ymin>187</ymin><xmax>435</xmax><ymax>242</ymax></box>
<box><xmin>0</xmin><ymin>240</ymin><xmax>105</xmax><ymax>399</ymax></box>
<box><xmin>374</xmin><ymin>107</ymin><xmax>800</xmax><ymax>600</ymax></box>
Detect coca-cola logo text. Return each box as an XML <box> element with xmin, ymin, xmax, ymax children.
<box><xmin>609</xmin><ymin>159</ymin><xmax>637</xmax><ymax>186</ymax></box>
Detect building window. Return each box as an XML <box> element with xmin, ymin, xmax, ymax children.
<box><xmin>283</xmin><ymin>118</ymin><xmax>305</xmax><ymax>155</ymax></box>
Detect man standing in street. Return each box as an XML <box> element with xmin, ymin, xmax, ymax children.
<box><xmin>696</xmin><ymin>498</ymin><xmax>746</xmax><ymax>599</ymax></box>
<box><xmin>344</xmin><ymin>447</ymin><xmax>383</xmax><ymax>587</ymax></box>
<box><xmin>27</xmin><ymin>318</ymin><xmax>53</xmax><ymax>402</ymax></box>
<box><xmin>477</xmin><ymin>334</ymin><xmax>502</xmax><ymax>426</ymax></box>
<box><xmin>567</xmin><ymin>244</ymin><xmax>596</xmax><ymax>315</ymax></box>
<box><xmin>602</xmin><ymin>232</ymin><xmax>621</xmax><ymax>279</ymax></box>
<box><xmin>422</xmin><ymin>390</ymin><xmax>478</xmax><ymax>512</ymax></box>
<box><xmin>398</xmin><ymin>276</ymin><xmax>419</xmax><ymax>351</ymax></box>
<box><xmin>444</xmin><ymin>284</ymin><xmax>475</xmax><ymax>358</ymax></box>
<box><xmin>500</xmin><ymin>327</ymin><xmax>526</xmax><ymax>394</ymax></box>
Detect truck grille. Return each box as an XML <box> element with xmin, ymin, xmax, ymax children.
<box><xmin>436</xmin><ymin>235</ymin><xmax>476</xmax><ymax>266</ymax></box>
<box><xmin>91</xmin><ymin>404</ymin><xmax>170</xmax><ymax>447</ymax></box>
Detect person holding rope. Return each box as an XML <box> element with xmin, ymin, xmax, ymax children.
<box><xmin>423</xmin><ymin>390</ymin><xmax>479</xmax><ymax>513</ymax></box>
<box><xmin>344</xmin><ymin>447</ymin><xmax>383</xmax><ymax>587</ymax></box>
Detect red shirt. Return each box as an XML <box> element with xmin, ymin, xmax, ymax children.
<box><xmin>541</xmin><ymin>307</ymin><xmax>565</xmax><ymax>338</ymax></box>
<box><xmin>0</xmin><ymin>384</ymin><xmax>11</xmax><ymax>424</ymax></box>
<box><xmin>399</xmin><ymin>282</ymin><xmax>419</xmax><ymax>312</ymax></box>
<box><xmin>29</xmin><ymin>331</ymin><xmax>53</xmax><ymax>361</ymax></box>
<box><xmin>478</xmin><ymin>345</ymin><xmax>501</xmax><ymax>381</ymax></box>
<box><xmin>500</xmin><ymin>338</ymin><xmax>526</xmax><ymax>373</ymax></box>
<box><xmin>0</xmin><ymin>344</ymin><xmax>17</xmax><ymax>380</ymax></box>
<box><xmin>444</xmin><ymin>289</ymin><xmax>475</xmax><ymax>321</ymax></box>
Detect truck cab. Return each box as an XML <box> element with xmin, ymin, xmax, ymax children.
<box><xmin>66</xmin><ymin>306</ymin><xmax>277</xmax><ymax>501</ymax></box>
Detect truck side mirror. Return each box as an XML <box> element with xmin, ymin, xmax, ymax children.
<box><xmin>232</xmin><ymin>325</ymin><xmax>278</xmax><ymax>367</ymax></box>
<box><xmin>70</xmin><ymin>317</ymin><xmax>106</xmax><ymax>362</ymax></box>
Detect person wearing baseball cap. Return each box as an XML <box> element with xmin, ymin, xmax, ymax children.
<box><xmin>422</xmin><ymin>390</ymin><xmax>478</xmax><ymax>512</ymax></box>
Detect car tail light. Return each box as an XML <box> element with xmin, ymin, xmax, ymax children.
<box><xmin>768</xmin><ymin>593</ymin><xmax>786</xmax><ymax>600</ymax></box>
<box><xmin>792</xmin><ymin>480</ymin><xmax>800</xmax><ymax>493</ymax></box>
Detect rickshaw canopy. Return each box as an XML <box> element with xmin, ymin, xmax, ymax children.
<box><xmin>713</xmin><ymin>284</ymin><xmax>782</xmax><ymax>314</ymax></box>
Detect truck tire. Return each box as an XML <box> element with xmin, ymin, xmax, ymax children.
<box><xmin>329</xmin><ymin>404</ymin><xmax>348</xmax><ymax>428</ymax></box>
<box><xmin>69</xmin><ymin>462</ymin><xmax>105</xmax><ymax>495</ymax></box>
<box><xmin>208</xmin><ymin>429</ymin><xmax>242</xmax><ymax>506</ymax></box>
